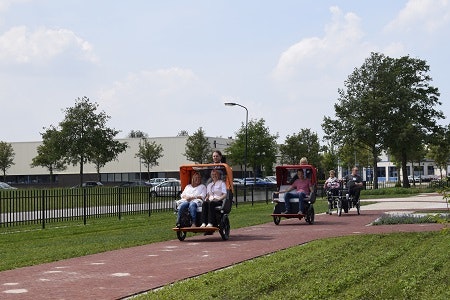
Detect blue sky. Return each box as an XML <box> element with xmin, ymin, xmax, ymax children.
<box><xmin>1</xmin><ymin>0</ymin><xmax>449</xmax><ymax>143</ymax></box>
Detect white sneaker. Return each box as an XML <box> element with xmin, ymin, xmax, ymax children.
<box><xmin>206</xmin><ymin>223</ymin><xmax>213</xmax><ymax>227</ymax></box>
<box><xmin>200</xmin><ymin>223</ymin><xmax>206</xmax><ymax>227</ymax></box>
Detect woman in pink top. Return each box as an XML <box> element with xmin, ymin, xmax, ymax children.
<box><xmin>281</xmin><ymin>169</ymin><xmax>313</xmax><ymax>214</ymax></box>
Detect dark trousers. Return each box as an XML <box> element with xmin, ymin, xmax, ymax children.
<box><xmin>201</xmin><ymin>200</ymin><xmax>223</xmax><ymax>225</ymax></box>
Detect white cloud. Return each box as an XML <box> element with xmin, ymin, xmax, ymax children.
<box><xmin>0</xmin><ymin>26</ymin><xmax>97</xmax><ymax>64</ymax></box>
<box><xmin>272</xmin><ymin>6</ymin><xmax>367</xmax><ymax>83</ymax></box>
<box><xmin>385</xmin><ymin>0</ymin><xmax>450</xmax><ymax>33</ymax></box>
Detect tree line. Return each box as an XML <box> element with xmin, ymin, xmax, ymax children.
<box><xmin>0</xmin><ymin>52</ymin><xmax>448</xmax><ymax>188</ymax></box>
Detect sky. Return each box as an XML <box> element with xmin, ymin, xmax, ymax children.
<box><xmin>1</xmin><ymin>0</ymin><xmax>449</xmax><ymax>143</ymax></box>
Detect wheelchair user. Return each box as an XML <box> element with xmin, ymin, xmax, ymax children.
<box><xmin>324</xmin><ymin>170</ymin><xmax>340</xmax><ymax>214</ymax></box>
<box><xmin>343</xmin><ymin>166</ymin><xmax>363</xmax><ymax>204</ymax></box>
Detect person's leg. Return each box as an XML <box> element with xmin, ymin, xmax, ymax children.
<box><xmin>283</xmin><ymin>192</ymin><xmax>293</xmax><ymax>213</ymax></box>
<box><xmin>353</xmin><ymin>188</ymin><xmax>361</xmax><ymax>203</ymax></box>
<box><xmin>188</xmin><ymin>202</ymin><xmax>198</xmax><ymax>224</ymax></box>
<box><xmin>298</xmin><ymin>192</ymin><xmax>306</xmax><ymax>214</ymax></box>
<box><xmin>176</xmin><ymin>201</ymin><xmax>189</xmax><ymax>225</ymax></box>
<box><xmin>207</xmin><ymin>201</ymin><xmax>223</xmax><ymax>226</ymax></box>
<box><xmin>200</xmin><ymin>202</ymin><xmax>209</xmax><ymax>226</ymax></box>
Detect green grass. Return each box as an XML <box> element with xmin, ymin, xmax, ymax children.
<box><xmin>2</xmin><ymin>200</ymin><xmax>320</xmax><ymax>271</ymax></box>
<box><xmin>1</xmin><ymin>194</ymin><xmax>448</xmax><ymax>299</ymax></box>
<box><xmin>143</xmin><ymin>231</ymin><xmax>449</xmax><ymax>299</ymax></box>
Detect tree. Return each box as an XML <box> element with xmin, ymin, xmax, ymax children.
<box><xmin>383</xmin><ymin>55</ymin><xmax>443</xmax><ymax>187</ymax></box>
<box><xmin>184</xmin><ymin>127</ymin><xmax>212</xmax><ymax>163</ymax></box>
<box><xmin>0</xmin><ymin>141</ymin><xmax>15</xmax><ymax>181</ymax></box>
<box><xmin>226</xmin><ymin>118</ymin><xmax>279</xmax><ymax>177</ymax></box>
<box><xmin>90</xmin><ymin>128</ymin><xmax>128</xmax><ymax>181</ymax></box>
<box><xmin>428</xmin><ymin>125</ymin><xmax>450</xmax><ymax>180</ymax></box>
<box><xmin>279</xmin><ymin>129</ymin><xmax>321</xmax><ymax>166</ymax></box>
<box><xmin>323</xmin><ymin>53</ymin><xmax>390</xmax><ymax>189</ymax></box>
<box><xmin>136</xmin><ymin>138</ymin><xmax>164</xmax><ymax>179</ymax></box>
<box><xmin>57</xmin><ymin>97</ymin><xmax>127</xmax><ymax>185</ymax></box>
<box><xmin>323</xmin><ymin>52</ymin><xmax>443</xmax><ymax>188</ymax></box>
<box><xmin>128</xmin><ymin>130</ymin><xmax>148</xmax><ymax>138</ymax></box>
<box><xmin>31</xmin><ymin>127</ymin><xmax>67</xmax><ymax>185</ymax></box>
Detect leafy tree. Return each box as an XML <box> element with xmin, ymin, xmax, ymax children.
<box><xmin>323</xmin><ymin>52</ymin><xmax>443</xmax><ymax>188</ymax></box>
<box><xmin>321</xmin><ymin>143</ymin><xmax>339</xmax><ymax>176</ymax></box>
<box><xmin>428</xmin><ymin>125</ymin><xmax>450</xmax><ymax>180</ymax></box>
<box><xmin>136</xmin><ymin>138</ymin><xmax>164</xmax><ymax>179</ymax></box>
<box><xmin>128</xmin><ymin>130</ymin><xmax>148</xmax><ymax>138</ymax></box>
<box><xmin>184</xmin><ymin>127</ymin><xmax>212</xmax><ymax>163</ymax></box>
<box><xmin>279</xmin><ymin>129</ymin><xmax>321</xmax><ymax>166</ymax></box>
<box><xmin>323</xmin><ymin>53</ymin><xmax>390</xmax><ymax>188</ymax></box>
<box><xmin>383</xmin><ymin>55</ymin><xmax>443</xmax><ymax>187</ymax></box>
<box><xmin>226</xmin><ymin>118</ymin><xmax>278</xmax><ymax>178</ymax></box>
<box><xmin>57</xmin><ymin>97</ymin><xmax>127</xmax><ymax>185</ymax></box>
<box><xmin>31</xmin><ymin>127</ymin><xmax>67</xmax><ymax>185</ymax></box>
<box><xmin>90</xmin><ymin>128</ymin><xmax>128</xmax><ymax>181</ymax></box>
<box><xmin>0</xmin><ymin>141</ymin><xmax>15</xmax><ymax>181</ymax></box>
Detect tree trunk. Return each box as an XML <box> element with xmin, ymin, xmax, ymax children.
<box><xmin>401</xmin><ymin>154</ymin><xmax>410</xmax><ymax>188</ymax></box>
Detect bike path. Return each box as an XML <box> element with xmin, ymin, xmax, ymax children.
<box><xmin>0</xmin><ymin>194</ymin><xmax>447</xmax><ymax>300</ymax></box>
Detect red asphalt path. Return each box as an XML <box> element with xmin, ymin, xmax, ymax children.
<box><xmin>1</xmin><ymin>203</ymin><xmax>447</xmax><ymax>299</ymax></box>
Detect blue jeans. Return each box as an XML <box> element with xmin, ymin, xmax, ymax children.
<box><xmin>284</xmin><ymin>191</ymin><xmax>307</xmax><ymax>213</ymax></box>
<box><xmin>177</xmin><ymin>201</ymin><xmax>198</xmax><ymax>224</ymax></box>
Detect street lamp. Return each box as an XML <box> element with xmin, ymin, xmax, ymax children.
<box><xmin>224</xmin><ymin>102</ymin><xmax>248</xmax><ymax>203</ymax></box>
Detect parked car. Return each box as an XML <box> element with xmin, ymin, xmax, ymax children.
<box><xmin>0</xmin><ymin>182</ymin><xmax>17</xmax><ymax>189</ymax></box>
<box><xmin>146</xmin><ymin>178</ymin><xmax>178</xmax><ymax>186</ymax></box>
<box><xmin>408</xmin><ymin>175</ymin><xmax>423</xmax><ymax>183</ymax></box>
<box><xmin>263</xmin><ymin>176</ymin><xmax>277</xmax><ymax>184</ymax></box>
<box><xmin>150</xmin><ymin>180</ymin><xmax>181</xmax><ymax>197</ymax></box>
<box><xmin>242</xmin><ymin>177</ymin><xmax>274</xmax><ymax>186</ymax></box>
<box><xmin>233</xmin><ymin>178</ymin><xmax>243</xmax><ymax>185</ymax></box>
<box><xmin>82</xmin><ymin>181</ymin><xmax>103</xmax><ymax>187</ymax></box>
<box><xmin>119</xmin><ymin>180</ymin><xmax>149</xmax><ymax>187</ymax></box>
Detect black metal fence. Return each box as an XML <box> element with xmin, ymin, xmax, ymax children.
<box><xmin>0</xmin><ymin>187</ymin><xmax>175</xmax><ymax>228</ymax></box>
<box><xmin>0</xmin><ymin>185</ymin><xmax>278</xmax><ymax>228</ymax></box>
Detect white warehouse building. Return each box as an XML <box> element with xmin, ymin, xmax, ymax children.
<box><xmin>5</xmin><ymin>136</ymin><xmax>234</xmax><ymax>187</ymax></box>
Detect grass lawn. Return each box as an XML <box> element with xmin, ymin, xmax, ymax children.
<box><xmin>144</xmin><ymin>231</ymin><xmax>449</xmax><ymax>300</ymax></box>
<box><xmin>1</xmin><ymin>192</ymin><xmax>448</xmax><ymax>299</ymax></box>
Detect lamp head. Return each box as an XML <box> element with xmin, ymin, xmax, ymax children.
<box><xmin>224</xmin><ymin>102</ymin><xmax>237</xmax><ymax>106</ymax></box>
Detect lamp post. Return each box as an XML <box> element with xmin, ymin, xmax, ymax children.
<box><xmin>225</xmin><ymin>102</ymin><xmax>248</xmax><ymax>203</ymax></box>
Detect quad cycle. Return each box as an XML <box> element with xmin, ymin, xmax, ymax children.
<box><xmin>270</xmin><ymin>164</ymin><xmax>317</xmax><ymax>225</ymax></box>
<box><xmin>172</xmin><ymin>163</ymin><xmax>233</xmax><ymax>241</ymax></box>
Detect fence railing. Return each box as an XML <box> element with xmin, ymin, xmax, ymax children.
<box><xmin>0</xmin><ymin>185</ymin><xmax>278</xmax><ymax>228</ymax></box>
<box><xmin>0</xmin><ymin>187</ymin><xmax>177</xmax><ymax>228</ymax></box>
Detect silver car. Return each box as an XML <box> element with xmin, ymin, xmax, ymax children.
<box><xmin>150</xmin><ymin>180</ymin><xmax>181</xmax><ymax>197</ymax></box>
<box><xmin>0</xmin><ymin>182</ymin><xmax>17</xmax><ymax>189</ymax></box>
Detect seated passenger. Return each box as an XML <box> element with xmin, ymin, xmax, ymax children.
<box><xmin>176</xmin><ymin>171</ymin><xmax>206</xmax><ymax>227</ymax></box>
<box><xmin>200</xmin><ymin>169</ymin><xmax>227</xmax><ymax>227</ymax></box>
<box><xmin>344</xmin><ymin>166</ymin><xmax>363</xmax><ymax>204</ymax></box>
<box><xmin>324</xmin><ymin>170</ymin><xmax>340</xmax><ymax>214</ymax></box>
<box><xmin>280</xmin><ymin>169</ymin><xmax>313</xmax><ymax>214</ymax></box>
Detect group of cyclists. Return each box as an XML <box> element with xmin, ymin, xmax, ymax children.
<box><xmin>324</xmin><ymin>166</ymin><xmax>363</xmax><ymax>215</ymax></box>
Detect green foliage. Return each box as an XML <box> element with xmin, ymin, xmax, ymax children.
<box><xmin>226</xmin><ymin>118</ymin><xmax>279</xmax><ymax>177</ymax></box>
<box><xmin>136</xmin><ymin>138</ymin><xmax>164</xmax><ymax>178</ymax></box>
<box><xmin>54</xmin><ymin>97</ymin><xmax>127</xmax><ymax>185</ymax></box>
<box><xmin>183</xmin><ymin>127</ymin><xmax>212</xmax><ymax>163</ymax></box>
<box><xmin>323</xmin><ymin>52</ymin><xmax>443</xmax><ymax>189</ymax></box>
<box><xmin>279</xmin><ymin>128</ymin><xmax>321</xmax><ymax>166</ymax></box>
<box><xmin>0</xmin><ymin>141</ymin><xmax>15</xmax><ymax>180</ymax></box>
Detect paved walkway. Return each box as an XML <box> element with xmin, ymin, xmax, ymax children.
<box><xmin>0</xmin><ymin>194</ymin><xmax>448</xmax><ymax>300</ymax></box>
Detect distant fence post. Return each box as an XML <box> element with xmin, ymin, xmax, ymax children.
<box><xmin>83</xmin><ymin>188</ymin><xmax>87</xmax><ymax>225</ymax></box>
<box><xmin>41</xmin><ymin>189</ymin><xmax>46</xmax><ymax>229</ymax></box>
